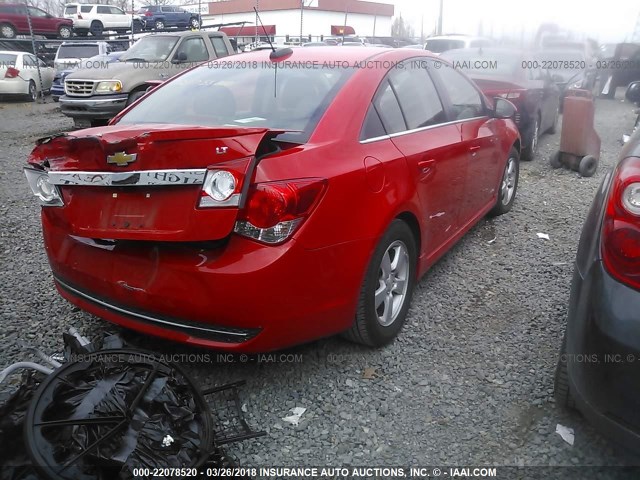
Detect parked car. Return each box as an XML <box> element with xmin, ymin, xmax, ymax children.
<box><xmin>0</xmin><ymin>3</ymin><xmax>73</xmax><ymax>39</ymax></box>
<box><xmin>53</xmin><ymin>41</ymin><xmax>112</xmax><ymax>70</ymax></box>
<box><xmin>424</xmin><ymin>34</ymin><xmax>494</xmax><ymax>54</ymax></box>
<box><xmin>60</xmin><ymin>31</ymin><xmax>234</xmax><ymax>127</ymax></box>
<box><xmin>554</xmin><ymin>82</ymin><xmax>640</xmax><ymax>450</ymax></box>
<box><xmin>0</xmin><ymin>51</ymin><xmax>54</xmax><ymax>101</ymax></box>
<box><xmin>52</xmin><ymin>51</ymin><xmax>123</xmax><ymax>102</ymax></box>
<box><xmin>538</xmin><ymin>49</ymin><xmax>598</xmax><ymax>109</ymax></box>
<box><xmin>63</xmin><ymin>3</ymin><xmax>139</xmax><ymax>37</ymax></box>
<box><xmin>137</xmin><ymin>5</ymin><xmax>200</xmax><ymax>31</ymax></box>
<box><xmin>25</xmin><ymin>47</ymin><xmax>520</xmax><ymax>352</ymax></box>
<box><xmin>442</xmin><ymin>47</ymin><xmax>560</xmax><ymax>161</ymax></box>
<box><xmin>597</xmin><ymin>42</ymin><xmax>640</xmax><ymax>99</ymax></box>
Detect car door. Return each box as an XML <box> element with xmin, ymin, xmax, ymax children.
<box><xmin>431</xmin><ymin>61</ymin><xmax>503</xmax><ymax>224</ymax></box>
<box><xmin>374</xmin><ymin>60</ymin><xmax>468</xmax><ymax>257</ymax></box>
<box><xmin>161</xmin><ymin>7</ymin><xmax>176</xmax><ymax>27</ymax></box>
<box><xmin>37</xmin><ymin>56</ymin><xmax>54</xmax><ymax>89</ymax></box>
<box><xmin>27</xmin><ymin>7</ymin><xmax>52</xmax><ymax>34</ymax></box>
<box><xmin>110</xmin><ymin>7</ymin><xmax>129</xmax><ymax>29</ymax></box>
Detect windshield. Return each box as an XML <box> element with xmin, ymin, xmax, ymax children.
<box><xmin>118</xmin><ymin>62</ymin><xmax>354</xmax><ymax>143</ymax></box>
<box><xmin>424</xmin><ymin>39</ymin><xmax>465</xmax><ymax>53</ymax></box>
<box><xmin>57</xmin><ymin>45</ymin><xmax>100</xmax><ymax>59</ymax></box>
<box><xmin>119</xmin><ymin>36</ymin><xmax>179</xmax><ymax>62</ymax></box>
<box><xmin>442</xmin><ymin>50</ymin><xmax>520</xmax><ymax>77</ymax></box>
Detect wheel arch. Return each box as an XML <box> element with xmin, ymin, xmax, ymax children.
<box><xmin>395</xmin><ymin>211</ymin><xmax>421</xmax><ymax>257</ymax></box>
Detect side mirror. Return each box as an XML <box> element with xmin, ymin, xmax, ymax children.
<box><xmin>492</xmin><ymin>97</ymin><xmax>517</xmax><ymax>119</ymax></box>
<box><xmin>625</xmin><ymin>81</ymin><xmax>640</xmax><ymax>103</ymax></box>
<box><xmin>173</xmin><ymin>51</ymin><xmax>188</xmax><ymax>63</ymax></box>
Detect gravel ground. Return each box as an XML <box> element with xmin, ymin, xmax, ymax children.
<box><xmin>1</xmin><ymin>94</ymin><xmax>640</xmax><ymax>476</ymax></box>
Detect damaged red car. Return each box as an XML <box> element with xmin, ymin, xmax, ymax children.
<box><xmin>24</xmin><ymin>48</ymin><xmax>520</xmax><ymax>352</ymax></box>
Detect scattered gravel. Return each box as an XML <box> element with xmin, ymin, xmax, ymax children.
<box><xmin>1</xmin><ymin>95</ymin><xmax>640</xmax><ymax>474</ymax></box>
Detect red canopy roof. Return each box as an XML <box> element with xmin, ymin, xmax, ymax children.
<box><xmin>219</xmin><ymin>25</ymin><xmax>276</xmax><ymax>36</ymax></box>
<box><xmin>331</xmin><ymin>25</ymin><xmax>355</xmax><ymax>36</ymax></box>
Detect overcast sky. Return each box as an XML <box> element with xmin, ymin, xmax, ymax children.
<box><xmin>389</xmin><ymin>0</ymin><xmax>639</xmax><ymax>43</ymax></box>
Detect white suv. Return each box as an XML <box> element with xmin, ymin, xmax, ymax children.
<box><xmin>424</xmin><ymin>35</ymin><xmax>494</xmax><ymax>54</ymax></box>
<box><xmin>64</xmin><ymin>3</ymin><xmax>136</xmax><ymax>36</ymax></box>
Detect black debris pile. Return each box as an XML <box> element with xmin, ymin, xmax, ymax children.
<box><xmin>0</xmin><ymin>332</ymin><xmax>264</xmax><ymax>480</ymax></box>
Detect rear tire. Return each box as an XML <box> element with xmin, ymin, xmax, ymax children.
<box><xmin>579</xmin><ymin>155</ymin><xmax>598</xmax><ymax>177</ymax></box>
<box><xmin>489</xmin><ymin>147</ymin><xmax>519</xmax><ymax>217</ymax></box>
<box><xmin>27</xmin><ymin>81</ymin><xmax>37</xmax><ymax>102</ymax></box>
<box><xmin>0</xmin><ymin>23</ymin><xmax>16</xmax><ymax>39</ymax></box>
<box><xmin>554</xmin><ymin>332</ymin><xmax>576</xmax><ymax>410</ymax></box>
<box><xmin>90</xmin><ymin>21</ymin><xmax>103</xmax><ymax>37</ymax></box>
<box><xmin>343</xmin><ymin>220</ymin><xmax>417</xmax><ymax>347</ymax></box>
<box><xmin>190</xmin><ymin>18</ymin><xmax>200</xmax><ymax>29</ymax></box>
<box><xmin>521</xmin><ymin>116</ymin><xmax>539</xmax><ymax>161</ymax></box>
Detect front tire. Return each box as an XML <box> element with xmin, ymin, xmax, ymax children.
<box><xmin>489</xmin><ymin>147</ymin><xmax>519</xmax><ymax>217</ymax></box>
<box><xmin>344</xmin><ymin>220</ymin><xmax>417</xmax><ymax>347</ymax></box>
<box><xmin>154</xmin><ymin>20</ymin><xmax>165</xmax><ymax>30</ymax></box>
<box><xmin>58</xmin><ymin>25</ymin><xmax>72</xmax><ymax>39</ymax></box>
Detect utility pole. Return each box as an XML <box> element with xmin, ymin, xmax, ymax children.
<box><xmin>255</xmin><ymin>0</ymin><xmax>259</xmax><ymax>44</ymax></box>
<box><xmin>300</xmin><ymin>0</ymin><xmax>304</xmax><ymax>45</ymax></box>
<box><xmin>437</xmin><ymin>0</ymin><xmax>443</xmax><ymax>35</ymax></box>
<box><xmin>24</xmin><ymin>1</ymin><xmax>43</xmax><ymax>103</ymax></box>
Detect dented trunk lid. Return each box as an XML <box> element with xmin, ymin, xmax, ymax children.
<box><xmin>30</xmin><ymin>124</ymin><xmax>280</xmax><ymax>242</ymax></box>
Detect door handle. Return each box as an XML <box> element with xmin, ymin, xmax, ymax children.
<box><xmin>417</xmin><ymin>159</ymin><xmax>435</xmax><ymax>181</ymax></box>
<box><xmin>469</xmin><ymin>145</ymin><xmax>481</xmax><ymax>156</ymax></box>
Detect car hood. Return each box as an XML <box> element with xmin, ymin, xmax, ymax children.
<box><xmin>66</xmin><ymin>62</ymin><xmax>144</xmax><ymax>81</ymax></box>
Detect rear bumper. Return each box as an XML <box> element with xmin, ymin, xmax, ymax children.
<box><xmin>42</xmin><ymin>213</ymin><xmax>370</xmax><ymax>352</ymax></box>
<box><xmin>0</xmin><ymin>79</ymin><xmax>28</xmax><ymax>95</ymax></box>
<box><xmin>59</xmin><ymin>94</ymin><xmax>128</xmax><ymax>119</ymax></box>
<box><xmin>566</xmin><ymin>260</ymin><xmax>640</xmax><ymax>450</ymax></box>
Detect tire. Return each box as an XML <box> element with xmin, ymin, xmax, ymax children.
<box><xmin>132</xmin><ymin>21</ymin><xmax>143</xmax><ymax>33</ymax></box>
<box><xmin>154</xmin><ymin>20</ymin><xmax>165</xmax><ymax>30</ymax></box>
<box><xmin>547</xmin><ymin>106</ymin><xmax>559</xmax><ymax>134</ymax></box>
<box><xmin>127</xmin><ymin>90</ymin><xmax>146</xmax><ymax>106</ymax></box>
<box><xmin>52</xmin><ymin>96</ymin><xmax>59</xmax><ymax>103</ymax></box>
<box><xmin>90</xmin><ymin>21</ymin><xmax>103</xmax><ymax>37</ymax></box>
<box><xmin>58</xmin><ymin>25</ymin><xmax>72</xmax><ymax>39</ymax></box>
<box><xmin>550</xmin><ymin>150</ymin><xmax>562</xmax><ymax>169</ymax></box>
<box><xmin>343</xmin><ymin>220</ymin><xmax>417</xmax><ymax>347</ymax></box>
<box><xmin>0</xmin><ymin>23</ymin><xmax>16</xmax><ymax>39</ymax></box>
<box><xmin>190</xmin><ymin>17</ymin><xmax>200</xmax><ymax>29</ymax></box>
<box><xmin>489</xmin><ymin>147</ymin><xmax>519</xmax><ymax>217</ymax></box>
<box><xmin>554</xmin><ymin>332</ymin><xmax>576</xmax><ymax>410</ymax></box>
<box><xmin>579</xmin><ymin>155</ymin><xmax>598</xmax><ymax>178</ymax></box>
<box><xmin>26</xmin><ymin>81</ymin><xmax>37</xmax><ymax>102</ymax></box>
<box><xmin>76</xmin><ymin>29</ymin><xmax>88</xmax><ymax>37</ymax></box>
<box><xmin>89</xmin><ymin>119</ymin><xmax>108</xmax><ymax>128</ymax></box>
<box><xmin>521</xmin><ymin>115</ymin><xmax>540</xmax><ymax>161</ymax></box>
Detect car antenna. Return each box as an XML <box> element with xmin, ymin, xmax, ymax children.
<box><xmin>253</xmin><ymin>7</ymin><xmax>292</xmax><ymax>61</ymax></box>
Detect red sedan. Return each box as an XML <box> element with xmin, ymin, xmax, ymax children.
<box><xmin>24</xmin><ymin>48</ymin><xmax>520</xmax><ymax>352</ymax></box>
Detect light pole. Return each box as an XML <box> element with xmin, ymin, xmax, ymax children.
<box><xmin>24</xmin><ymin>1</ymin><xmax>43</xmax><ymax>103</ymax></box>
<box><xmin>437</xmin><ymin>0</ymin><xmax>443</xmax><ymax>35</ymax></box>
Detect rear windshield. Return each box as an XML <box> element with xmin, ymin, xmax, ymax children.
<box><xmin>57</xmin><ymin>45</ymin><xmax>100</xmax><ymax>59</ymax></box>
<box><xmin>118</xmin><ymin>62</ymin><xmax>354</xmax><ymax>143</ymax></box>
<box><xmin>64</xmin><ymin>6</ymin><xmax>77</xmax><ymax>14</ymax></box>
<box><xmin>424</xmin><ymin>39</ymin><xmax>465</xmax><ymax>53</ymax></box>
<box><xmin>0</xmin><ymin>54</ymin><xmax>17</xmax><ymax>67</ymax></box>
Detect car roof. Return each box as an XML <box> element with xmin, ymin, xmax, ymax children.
<box><xmin>145</xmin><ymin>30</ymin><xmax>226</xmax><ymax>38</ymax></box>
<box><xmin>235</xmin><ymin>46</ymin><xmax>437</xmax><ymax>63</ymax></box>
<box><xmin>0</xmin><ymin>50</ymin><xmax>24</xmax><ymax>55</ymax></box>
<box><xmin>443</xmin><ymin>47</ymin><xmax>525</xmax><ymax>55</ymax></box>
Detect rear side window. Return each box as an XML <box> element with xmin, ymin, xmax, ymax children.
<box><xmin>373</xmin><ymin>80</ymin><xmax>406</xmax><ymax>135</ymax></box>
<box><xmin>388</xmin><ymin>62</ymin><xmax>446</xmax><ymax>129</ymax></box>
<box><xmin>434</xmin><ymin>63</ymin><xmax>484</xmax><ymax>120</ymax></box>
<box><xmin>209</xmin><ymin>36</ymin><xmax>229</xmax><ymax>58</ymax></box>
<box><xmin>161</xmin><ymin>7</ymin><xmax>175</xmax><ymax>13</ymax></box>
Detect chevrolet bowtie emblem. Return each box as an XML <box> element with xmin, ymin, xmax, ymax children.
<box><xmin>107</xmin><ymin>152</ymin><xmax>137</xmax><ymax>167</ymax></box>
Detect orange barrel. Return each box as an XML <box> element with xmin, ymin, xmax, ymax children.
<box><xmin>560</xmin><ymin>89</ymin><xmax>601</xmax><ymax>159</ymax></box>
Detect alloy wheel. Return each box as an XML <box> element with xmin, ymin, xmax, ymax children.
<box><xmin>501</xmin><ymin>155</ymin><xmax>517</xmax><ymax>206</ymax></box>
<box><xmin>375</xmin><ymin>240</ymin><xmax>410</xmax><ymax>327</ymax></box>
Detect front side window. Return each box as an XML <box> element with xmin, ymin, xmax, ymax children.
<box><xmin>435</xmin><ymin>64</ymin><xmax>484</xmax><ymax>120</ymax></box>
<box><xmin>119</xmin><ymin>36</ymin><xmax>179</xmax><ymax>62</ymax></box>
<box><xmin>110</xmin><ymin>7</ymin><xmax>125</xmax><ymax>15</ymax></box>
<box><xmin>96</xmin><ymin>6</ymin><xmax>110</xmax><ymax>15</ymax></box>
<box><xmin>174</xmin><ymin>37</ymin><xmax>209</xmax><ymax>63</ymax></box>
<box><xmin>64</xmin><ymin>6</ymin><xmax>77</xmax><ymax>15</ymax></box>
<box><xmin>28</xmin><ymin>7</ymin><xmax>48</xmax><ymax>18</ymax></box>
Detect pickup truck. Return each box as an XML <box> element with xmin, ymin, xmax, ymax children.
<box><xmin>60</xmin><ymin>31</ymin><xmax>234</xmax><ymax>127</ymax></box>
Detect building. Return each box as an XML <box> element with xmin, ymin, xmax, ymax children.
<box><xmin>206</xmin><ymin>0</ymin><xmax>394</xmax><ymax>43</ymax></box>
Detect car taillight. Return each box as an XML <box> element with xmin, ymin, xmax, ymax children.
<box><xmin>198</xmin><ymin>157</ymin><xmax>252</xmax><ymax>208</ymax></box>
<box><xmin>498</xmin><ymin>91</ymin><xmax>522</xmax><ymax>99</ymax></box>
<box><xmin>77</xmin><ymin>14</ymin><xmax>83</xmax><ymax>19</ymax></box>
<box><xmin>145</xmin><ymin>11</ymin><xmax>152</xmax><ymax>16</ymax></box>
<box><xmin>5</xmin><ymin>67</ymin><xmax>19</xmax><ymax>78</ymax></box>
<box><xmin>235</xmin><ymin>178</ymin><xmax>327</xmax><ymax>244</ymax></box>
<box><xmin>602</xmin><ymin>156</ymin><xmax>640</xmax><ymax>290</ymax></box>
